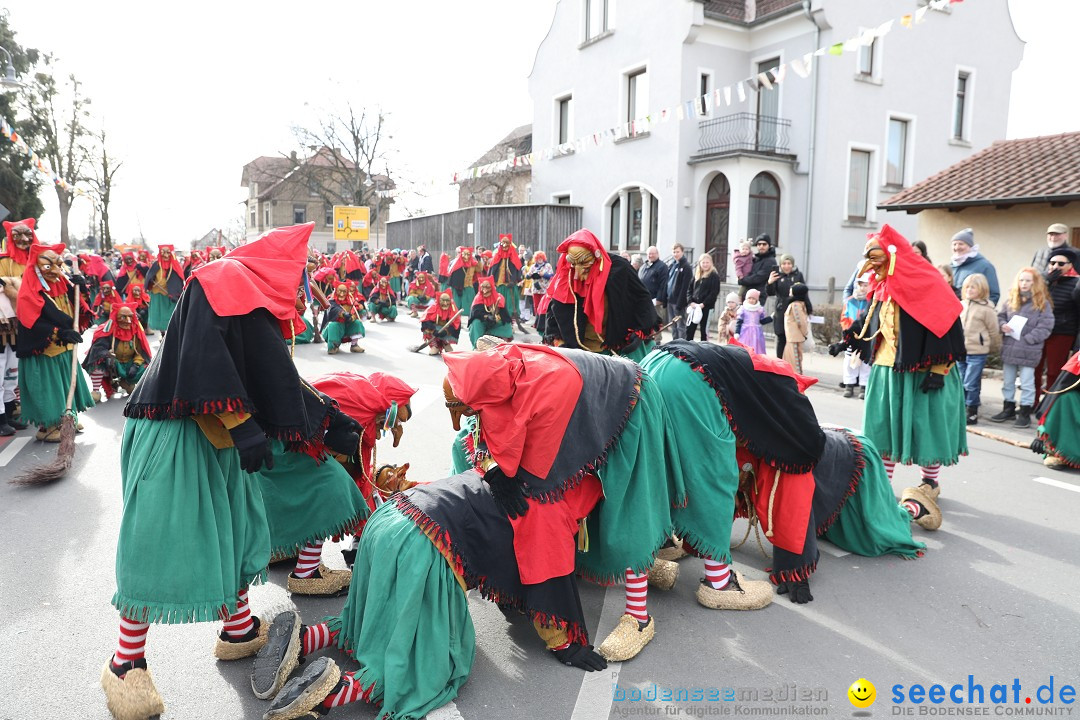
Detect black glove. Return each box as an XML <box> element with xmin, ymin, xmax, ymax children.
<box><xmin>324</xmin><ymin>411</ymin><xmax>362</xmax><ymax>456</ymax></box>
<box><xmin>920</xmin><ymin>373</ymin><xmax>945</xmax><ymax>393</ymax></box>
<box><xmin>68</xmin><ymin>274</ymin><xmax>88</xmax><ymax>287</ymax></box>
<box><xmin>57</xmin><ymin>328</ymin><xmax>83</xmax><ymax>344</ymax></box>
<box><xmin>1030</xmin><ymin>438</ymin><xmax>1045</xmax><ymax>455</ymax></box>
<box><xmin>828</xmin><ymin>341</ymin><xmax>847</xmax><ymax>357</ymax></box>
<box><xmin>552</xmin><ymin>643</ymin><xmax>607</xmax><ymax>671</ymax></box>
<box><xmin>761</xmin><ymin>316</ymin><xmax>773</xmax><ymax>325</ymax></box>
<box><xmin>228</xmin><ymin>419</ymin><xmax>274</xmax><ymax>474</ymax></box>
<box><xmin>776</xmin><ymin>578</ymin><xmax>813</xmax><ymax>604</ymax></box>
<box><xmin>485</xmin><ymin>465</ymin><xmax>528</xmax><ymax>519</ymax></box>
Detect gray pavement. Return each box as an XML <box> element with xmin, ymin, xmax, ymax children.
<box><xmin>2</xmin><ymin>315</ymin><xmax>1078</xmax><ymax>720</ymax></box>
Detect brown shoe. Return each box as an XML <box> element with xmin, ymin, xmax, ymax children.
<box><xmin>213</xmin><ymin>616</ymin><xmax>269</xmax><ymax>660</ymax></box>
<box><xmin>901</xmin><ymin>486</ymin><xmax>942</xmax><ymax>531</ymax></box>
<box><xmin>598</xmin><ymin>613</ymin><xmax>655</xmax><ymax>662</ymax></box>
<box><xmin>646</xmin><ymin>558</ymin><xmax>679</xmax><ymax>590</ymax></box>
<box><xmin>287</xmin><ymin>563</ymin><xmax>351</xmax><ymax>596</ymax></box>
<box><xmin>349</xmin><ymin>344</ymin><xmax>365</xmax><ymax>353</ymax></box>
<box><xmin>695</xmin><ymin>572</ymin><xmax>773</xmax><ymax>610</ymax></box>
<box><xmin>101</xmin><ymin>661</ymin><xmax>165</xmax><ymax>720</ymax></box>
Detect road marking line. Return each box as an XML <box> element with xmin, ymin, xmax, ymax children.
<box><xmin>0</xmin><ymin>436</ymin><xmax>31</xmax><ymax>467</ymax></box>
<box><xmin>571</xmin><ymin>585</ymin><xmax>625</xmax><ymax>720</ymax></box>
<box><xmin>426</xmin><ymin>700</ymin><xmax>465</xmax><ymax>719</ymax></box>
<box><xmin>1033</xmin><ymin>476</ymin><xmax>1080</xmax><ymax>493</ymax></box>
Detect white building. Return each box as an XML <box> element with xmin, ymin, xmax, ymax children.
<box><xmin>527</xmin><ymin>0</ymin><xmax>1023</xmax><ymax>289</ymax></box>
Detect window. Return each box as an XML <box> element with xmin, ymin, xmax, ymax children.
<box><xmin>627</xmin><ymin>190</ymin><xmax>643</xmax><ymax>251</ymax></box>
<box><xmin>626</xmin><ymin>68</ymin><xmax>648</xmax><ymax>124</ymax></box>
<box><xmin>293</xmin><ymin>204</ymin><xmax>307</xmax><ymax>224</ymax></box>
<box><xmin>953</xmin><ymin>71</ymin><xmax>970</xmax><ymax>140</ymax></box>
<box><xmin>325</xmin><ymin>205</ymin><xmax>334</xmax><ymax>226</ymax></box>
<box><xmin>608</xmin><ymin>188</ymin><xmax>657</xmax><ymax>251</ymax></box>
<box><xmin>609</xmin><ymin>197</ymin><xmax>621</xmax><ymax>251</ymax></box>
<box><xmin>886</xmin><ymin>118</ymin><xmax>909</xmax><ymax>187</ymax></box>
<box><xmin>747</xmin><ymin>173</ymin><xmax>780</xmax><ymax>245</ymax></box>
<box><xmin>308</xmin><ymin>179</ymin><xmax>320</xmax><ymax>197</ymax></box>
<box><xmin>503</xmin><ymin>188</ymin><xmax>514</xmax><ymax>204</ymax></box>
<box><xmin>857</xmin><ymin>38</ymin><xmax>875</xmax><ymax>76</ymax></box>
<box><xmin>326</xmin><ymin>242</ymin><xmax>337</xmax><ymax>254</ymax></box>
<box><xmin>263</xmin><ymin>206</ymin><xmax>270</xmax><ymax>227</ymax></box>
<box><xmin>585</xmin><ymin>0</ymin><xmax>609</xmax><ymax>40</ymax></box>
<box><xmin>554</xmin><ymin>194</ymin><xmax>571</xmax><ymax>205</ymax></box>
<box><xmin>557</xmin><ymin>95</ymin><xmax>572</xmax><ymax>144</ymax></box>
<box><xmin>700</xmin><ymin>73</ymin><xmax>711</xmax><ymax>99</ymax></box>
<box><xmin>483</xmin><ymin>187</ymin><xmax>496</xmax><ymax>204</ymax></box>
<box><xmin>847</xmin><ymin>150</ymin><xmax>872</xmax><ymax>222</ymax></box>
<box><xmin>249</xmin><ymin>206</ymin><xmax>256</xmax><ymax>228</ymax></box>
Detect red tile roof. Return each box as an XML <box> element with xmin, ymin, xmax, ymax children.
<box><xmin>880</xmin><ymin>132</ymin><xmax>1080</xmax><ymax>212</ymax></box>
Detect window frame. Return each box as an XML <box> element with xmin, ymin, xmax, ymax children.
<box><xmin>556</xmin><ymin>94</ymin><xmax>573</xmax><ymax>145</ymax></box>
<box><xmin>845</xmin><ymin>146</ymin><xmax>876</xmax><ymax>224</ymax></box>
<box><xmin>624</xmin><ymin>66</ymin><xmax>648</xmax><ymax>125</ymax></box>
<box><xmin>293</xmin><ymin>204</ymin><xmax>307</xmax><ymax>225</ymax></box>
<box><xmin>952</xmin><ymin>67</ymin><xmax>974</xmax><ymax>142</ymax></box>
<box><xmin>584</xmin><ymin>0</ymin><xmax>610</xmax><ymax>42</ymax></box>
<box><xmin>747</xmin><ymin>173</ymin><xmax>781</xmax><ymax>246</ymax></box>
<box><xmin>884</xmin><ymin>114</ymin><xmax>915</xmax><ymax>189</ymax></box>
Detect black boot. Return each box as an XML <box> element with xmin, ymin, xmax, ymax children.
<box><xmin>966</xmin><ymin>405</ymin><xmax>979</xmax><ymax>425</ymax></box>
<box><xmin>843</xmin><ymin>386</ymin><xmax>855</xmax><ymax>398</ymax></box>
<box><xmin>4</xmin><ymin>401</ymin><xmax>26</xmax><ymax>430</ymax></box>
<box><xmin>1014</xmin><ymin>405</ymin><xmax>1032</xmax><ymax>429</ymax></box>
<box><xmin>0</xmin><ymin>413</ymin><xmax>13</xmax><ymax>436</ymax></box>
<box><xmin>990</xmin><ymin>401</ymin><xmax>1016</xmax><ymax>423</ymax></box>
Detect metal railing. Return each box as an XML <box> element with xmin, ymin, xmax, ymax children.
<box><xmin>697</xmin><ymin>112</ymin><xmax>791</xmax><ymax>156</ymax></box>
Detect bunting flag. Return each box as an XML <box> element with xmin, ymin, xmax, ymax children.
<box><xmin>447</xmin><ymin>0</ymin><xmax>958</xmax><ymax>185</ymax></box>
<box><xmin>0</xmin><ymin>115</ymin><xmax>89</xmax><ymax>198</ymax></box>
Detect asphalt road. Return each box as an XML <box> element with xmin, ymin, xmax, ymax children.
<box><xmin>2</xmin><ymin>314</ymin><xmax>1078</xmax><ymax>720</ymax></box>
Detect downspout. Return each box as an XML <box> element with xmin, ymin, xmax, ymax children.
<box><xmin>801</xmin><ymin>0</ymin><xmax>822</xmax><ymax>285</ymax></box>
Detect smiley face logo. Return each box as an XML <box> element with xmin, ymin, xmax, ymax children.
<box><xmin>848</xmin><ymin>678</ymin><xmax>876</xmax><ymax>708</ymax></box>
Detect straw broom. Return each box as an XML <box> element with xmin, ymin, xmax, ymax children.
<box><xmin>12</xmin><ymin>282</ymin><xmax>82</xmax><ymax>485</ymax></box>
<box><xmin>410</xmin><ymin>308</ymin><xmax>464</xmax><ymax>353</ymax></box>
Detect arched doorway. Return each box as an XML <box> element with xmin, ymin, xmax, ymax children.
<box><xmin>705</xmin><ymin>173</ymin><xmax>730</xmax><ymax>281</ymax></box>
<box><xmin>747</xmin><ymin>172</ymin><xmax>780</xmax><ymax>246</ymax></box>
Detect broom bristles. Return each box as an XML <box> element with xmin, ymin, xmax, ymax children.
<box><xmin>10</xmin><ymin>414</ymin><xmax>77</xmax><ymax>486</ymax></box>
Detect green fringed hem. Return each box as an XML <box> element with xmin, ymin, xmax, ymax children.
<box><xmin>670</xmin><ymin>524</ymin><xmax>732</xmax><ymax>566</ymax></box>
<box><xmin>576</xmin><ymin>523</ymin><xmax>675</xmax><ymax>587</ymax></box>
<box><xmin>268</xmin><ymin>510</ymin><xmax>369</xmax><ymax>560</ymax></box>
<box><xmin>863</xmin><ymin>365</ymin><xmax>968</xmax><ymax>467</ymax></box>
<box><xmin>110</xmin><ymin>568</ymin><xmax>268</xmax><ymax>625</ymax></box>
<box><xmin>1040</xmin><ymin>390</ymin><xmax>1080</xmax><ymax>467</ymax></box>
<box><xmin>17</xmin><ymin>351</ymin><xmax>94</xmax><ymax>427</ymax></box>
<box><xmin>147</xmin><ymin>293</ymin><xmax>178</xmax><ymax>331</ymax></box>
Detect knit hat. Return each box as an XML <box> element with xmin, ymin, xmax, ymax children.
<box><xmin>951</xmin><ymin>228</ymin><xmax>974</xmax><ymax>247</ymax></box>
<box><xmin>790</xmin><ymin>283</ymin><xmax>809</xmax><ymax>301</ymax></box>
<box><xmin>725</xmin><ymin>292</ymin><xmax>740</xmax><ymax>304</ymax></box>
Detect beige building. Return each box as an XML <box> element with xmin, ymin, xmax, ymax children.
<box><xmin>241</xmin><ymin>148</ymin><xmax>392</xmax><ymax>254</ymax></box>
<box><xmin>457</xmin><ymin>125</ymin><xmax>533</xmax><ymax>209</ymax></box>
<box><xmin>879</xmin><ymin>132</ymin><xmax>1080</xmax><ymax>279</ymax></box>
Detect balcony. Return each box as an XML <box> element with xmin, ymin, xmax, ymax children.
<box><xmin>693</xmin><ymin>112</ymin><xmax>794</xmax><ymax>161</ymax></box>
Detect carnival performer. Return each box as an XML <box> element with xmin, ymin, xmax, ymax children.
<box><xmin>360</xmin><ymin>263</ymin><xmax>380</xmax><ymax>299</ymax></box>
<box><xmin>207</xmin><ymin>245</ymin><xmax>227</xmax><ymax>262</ymax></box>
<box><xmin>323</xmin><ymin>282</ymin><xmax>366</xmax><ymax>354</ymax></box>
<box><xmin>91</xmin><ymin>280</ymin><xmax>122</xmax><ymax>325</ymax></box>
<box><xmin>856</xmin><ymin>225</ymin><xmax>966</xmax><ymax>528</ymax></box>
<box><xmin>1032</xmin><ymin>351</ymin><xmax>1080</xmax><ymax>470</ymax></box>
<box><xmin>405</xmin><ymin>270</ymin><xmax>438</xmax><ymax>317</ymax></box>
<box><xmin>291</xmin><ymin>285</ymin><xmax>318</xmax><ymax>344</ymax></box>
<box><xmin>420</xmin><ymin>291</ymin><xmax>462</xmax><ymax>355</ymax></box>
<box><xmin>100</xmin><ymin>223</ymin><xmax>363</xmax><ymax>720</ymax></box>
<box><xmin>183</xmin><ymin>249</ymin><xmax>205</xmax><ymax>278</ymax></box>
<box><xmin>544</xmin><ymin>229</ymin><xmax>661</xmax><ymax>362</ymax></box>
<box><xmin>82</xmin><ymin>302</ymin><xmax>152</xmax><ymax>403</ymax></box>
<box><xmin>367</xmin><ymin>276</ymin><xmax>398</xmax><ymax>322</ymax></box>
<box><xmin>0</xmin><ymin>218</ymin><xmax>36</xmax><ymax>436</ymax></box>
<box><xmin>16</xmin><ymin>242</ymin><xmax>94</xmax><ymax>442</ymax></box>
<box><xmin>448</xmin><ymin>246</ymin><xmax>480</xmax><ymax>315</ymax></box>
<box><xmin>437</xmin><ymin>251</ymin><xmax>451</xmax><ymax>291</ymax></box>
<box><xmin>125</xmin><ymin>282</ymin><xmax>150</xmax><ymax>332</ymax></box>
<box><xmin>468</xmin><ymin>277</ymin><xmax>513</xmax><ymax>348</ymax></box>
<box><xmin>144</xmin><ymin>244</ymin><xmax>185</xmax><ymax>334</ymax></box>
<box><xmin>114</xmin><ymin>251</ymin><xmax>145</xmax><ymax>300</ymax></box>
<box><xmin>490</xmin><ymin>233</ymin><xmax>523</xmax><ymax>326</ymax></box>
<box><xmin>335</xmin><ymin>249</ymin><xmax>364</xmax><ymax>282</ymax></box>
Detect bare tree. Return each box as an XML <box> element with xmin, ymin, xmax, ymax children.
<box><xmin>90</xmin><ymin>126</ymin><xmax>121</xmax><ymax>252</ymax></box>
<box><xmin>20</xmin><ymin>54</ymin><xmax>92</xmax><ymax>244</ymax></box>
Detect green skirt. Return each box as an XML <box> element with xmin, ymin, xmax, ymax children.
<box><xmin>578</xmin><ymin>371</ymin><xmax>682</xmax><ymax>583</ymax></box>
<box><xmin>822</xmin><ymin>431</ymin><xmax>925</xmax><ymax>559</ymax></box>
<box><xmin>1041</xmin><ymin>390</ymin><xmax>1080</xmax><ymax>467</ymax></box>
<box><xmin>148</xmin><ymin>293</ymin><xmax>178</xmax><ymax>331</ymax></box>
<box><xmin>496</xmin><ymin>284</ymin><xmax>519</xmax><ymax>316</ymax></box>
<box><xmin>294</xmin><ymin>316</ymin><xmax>316</xmax><ymax>344</ymax></box>
<box><xmin>113</xmin><ymin>418</ymin><xmax>270</xmax><ymax>624</ymax></box>
<box><xmin>331</xmin><ymin>502</ymin><xmax>475</xmax><ymax>720</ymax></box>
<box><xmin>367</xmin><ymin>301</ymin><xmax>398</xmax><ymax>320</ymax></box>
<box><xmin>390</xmin><ymin>277</ymin><xmax>402</xmax><ymax>295</ymax></box>
<box><xmin>257</xmin><ymin>440</ymin><xmax>370</xmax><ymax>557</ymax></box>
<box><xmin>17</xmin><ymin>351</ymin><xmax>93</xmax><ymax>427</ymax></box>
<box><xmin>468</xmin><ymin>320</ymin><xmax>513</xmax><ymax>348</ymax></box>
<box><xmin>450</xmin><ymin>420</ymin><xmax>475</xmax><ymax>475</ymax></box>
<box><xmin>453</xmin><ymin>288</ymin><xmax>476</xmax><ymax>316</ymax></box>
<box><xmin>640</xmin><ymin>350</ymin><xmax>737</xmax><ymax>562</ymax></box>
<box><xmin>863</xmin><ymin>365</ymin><xmax>968</xmax><ymax>467</ymax></box>
<box><xmin>116</xmin><ymin>360</ymin><xmax>148</xmax><ymax>385</ymax></box>
<box><xmin>618</xmin><ymin>339</ymin><xmax>657</xmax><ymax>364</ymax></box>
<box><xmin>324</xmin><ymin>319</ymin><xmax>365</xmax><ymax>349</ymax></box>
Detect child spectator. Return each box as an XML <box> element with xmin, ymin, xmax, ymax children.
<box><xmin>734</xmin><ymin>288</ymin><xmax>769</xmax><ymax>355</ymax></box>
<box><xmin>733</xmin><ymin>240</ymin><xmax>753</xmax><ymax>284</ymax></box>
<box><xmin>782</xmin><ymin>283</ymin><xmax>811</xmax><ymax>374</ymax></box>
<box><xmin>716</xmin><ymin>293</ymin><xmax>739</xmax><ymax>344</ymax></box>
<box><xmin>990</xmin><ymin>267</ymin><xmax>1055</xmax><ymax>428</ymax></box>
<box><xmin>839</xmin><ymin>272</ymin><xmax>872</xmax><ymax>398</ymax></box>
<box><xmin>958</xmin><ymin>273</ymin><xmax>1001</xmax><ymax>425</ymax></box>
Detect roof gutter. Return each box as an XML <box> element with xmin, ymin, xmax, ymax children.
<box><xmin>801</xmin><ymin>0</ymin><xmax>823</xmax><ymax>283</ymax></box>
<box><xmin>879</xmin><ymin>194</ymin><xmax>1080</xmax><ymax>212</ymax></box>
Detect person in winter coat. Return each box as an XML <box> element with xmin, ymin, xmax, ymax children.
<box><xmin>957</xmin><ymin>273</ymin><xmax>1001</xmax><ymax>425</ymax></box>
<box><xmin>737</xmin><ymin>234</ymin><xmax>778</xmax><ymax>299</ymax></box>
<box><xmin>685</xmin><ymin>254</ymin><xmax>720</xmax><ymax>341</ymax></box>
<box><xmin>638</xmin><ymin>246</ymin><xmax>670</xmax><ymax>323</ymax></box>
<box><xmin>1035</xmin><ymin>246</ymin><xmax>1080</xmax><ymax>405</ymax></box>
<box><xmin>664</xmin><ymin>243</ymin><xmax>693</xmax><ymax>340</ymax></box>
<box><xmin>949</xmin><ymin>228</ymin><xmax>1000</xmax><ymax>305</ymax></box>
<box><xmin>990</xmin><ymin>267</ymin><xmax>1055</xmax><ymax>428</ymax></box>
<box><xmin>766</xmin><ymin>253</ymin><xmax>806</xmax><ymax>358</ymax></box>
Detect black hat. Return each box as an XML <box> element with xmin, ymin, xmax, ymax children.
<box><xmin>1048</xmin><ymin>246</ymin><xmax>1078</xmax><ymax>268</ymax></box>
<box><xmin>755</xmin><ymin>233</ymin><xmax>772</xmax><ymax>246</ymax></box>
<box><xmin>790</xmin><ymin>282</ymin><xmax>809</xmax><ymax>301</ymax></box>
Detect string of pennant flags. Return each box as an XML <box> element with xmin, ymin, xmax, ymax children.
<box><xmin>437</xmin><ymin>0</ymin><xmax>963</xmax><ymax>190</ymax></box>
<box><xmin>0</xmin><ymin>116</ymin><xmax>91</xmax><ymax>198</ymax></box>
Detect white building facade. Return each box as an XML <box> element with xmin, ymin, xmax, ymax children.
<box><xmin>528</xmin><ymin>0</ymin><xmax>1023</xmax><ymax>288</ymax></box>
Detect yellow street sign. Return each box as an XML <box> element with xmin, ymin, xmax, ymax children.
<box><xmin>333</xmin><ymin>205</ymin><xmax>370</xmax><ymax>241</ymax></box>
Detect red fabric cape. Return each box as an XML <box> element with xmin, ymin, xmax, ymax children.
<box><xmin>313</xmin><ymin>266</ymin><xmax>336</xmax><ymax>283</ymax></box>
<box><xmin>471</xmin><ymin>280</ymin><xmax>505</xmax><ymax>308</ymax></box>
<box><xmin>867</xmin><ymin>225</ymin><xmax>962</xmax><ymax>339</ymax></box>
<box><xmin>91</xmin><ymin>302</ymin><xmax>152</xmax><ymax>358</ymax></box>
<box><xmin>79</xmin><ymin>253</ymin><xmax>112</xmax><ymax>280</ymax></box>
<box><xmin>424</xmin><ymin>295</ymin><xmax>461</xmax><ymax>328</ymax></box>
<box><xmin>192</xmin><ymin>223</ymin><xmax>311</xmax><ymax>337</ymax></box>
<box><xmin>491</xmin><ymin>241</ymin><xmax>522</xmax><ymax>271</ymax></box>
<box><xmin>17</xmin><ymin>242</ymin><xmax>71</xmax><ymax>328</ymax></box>
<box><xmin>311</xmin><ymin>371</ymin><xmax>389</xmax><ymax>426</ymax></box>
<box><xmin>443</xmin><ymin>344</ymin><xmax>582</xmax><ymax>479</ymax></box>
<box><xmin>1063</xmin><ymin>352</ymin><xmax>1080</xmax><ymax>376</ymax></box>
<box><xmin>548</xmin><ymin>229</ymin><xmax>612</xmax><ymax>338</ymax></box>
<box><xmin>448</xmin><ymin>250</ymin><xmax>478</xmax><ymax>274</ymax></box>
<box><xmin>368</xmin><ymin>372</ymin><xmax>418</xmax><ymax>408</ymax></box>
<box><xmin>736</xmin><ymin>448</ymin><xmax>815</xmax><ymax>555</ymax></box>
<box><xmin>153</xmin><ymin>246</ymin><xmax>186</xmax><ymax>280</ymax></box>
<box><xmin>339</xmin><ymin>251</ymin><xmax>363</xmax><ymax>274</ymax></box>
<box><xmin>438</xmin><ymin>253</ymin><xmax>450</xmax><ymax>275</ymax></box>
<box><xmin>409</xmin><ymin>278</ymin><xmax>438</xmax><ymax>297</ymax></box>
<box><xmin>727</xmin><ymin>337</ymin><xmax>819</xmax><ymax>393</ymax></box>
<box><xmin>2</xmin><ymin>218</ymin><xmax>37</xmax><ymax>266</ymax></box>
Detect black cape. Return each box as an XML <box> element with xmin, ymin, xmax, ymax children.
<box><xmin>858</xmin><ymin>303</ymin><xmax>966</xmax><ymax>371</ymax></box>
<box><xmin>124</xmin><ymin>279</ymin><xmax>332</xmax><ymax>450</ymax></box>
<box><xmin>544</xmin><ymin>255</ymin><xmax>660</xmax><ymax>354</ymax></box>
<box><xmin>659</xmin><ymin>340</ymin><xmax>825</xmax><ymax>473</ymax></box>
<box><xmin>144</xmin><ymin>262</ymin><xmax>185</xmax><ymax>302</ymax></box>
<box><xmin>15</xmin><ymin>285</ymin><xmax>84</xmax><ymax>358</ymax></box>
<box><xmin>468</xmin><ymin>298</ymin><xmax>511</xmax><ymax>330</ymax></box>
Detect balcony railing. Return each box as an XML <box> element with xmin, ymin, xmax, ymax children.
<box><xmin>697</xmin><ymin>112</ymin><xmax>792</xmax><ymax>156</ymax></box>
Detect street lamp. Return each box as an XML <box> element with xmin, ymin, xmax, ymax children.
<box><xmin>0</xmin><ymin>46</ymin><xmax>23</xmax><ymax>89</ymax></box>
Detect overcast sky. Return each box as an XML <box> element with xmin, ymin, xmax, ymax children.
<box><xmin>3</xmin><ymin>0</ymin><xmax>1075</xmax><ymax>248</ymax></box>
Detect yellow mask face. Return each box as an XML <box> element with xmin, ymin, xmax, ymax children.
<box><xmin>442</xmin><ymin>377</ymin><xmax>476</xmax><ymax>431</ymax></box>
<box><xmin>566</xmin><ymin>246</ymin><xmax>596</xmax><ymax>282</ymax></box>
